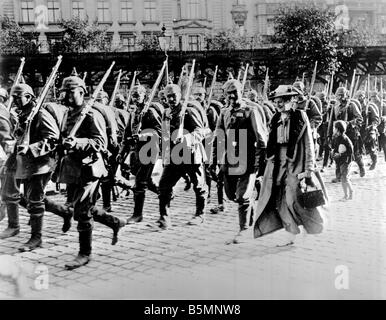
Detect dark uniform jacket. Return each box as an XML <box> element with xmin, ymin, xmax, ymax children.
<box><xmin>328</xmin><ymin>99</ymin><xmax>363</xmax><ymax>141</ymax></box>
<box><xmin>296</xmin><ymin>96</ymin><xmax>323</xmax><ymax>129</ymax></box>
<box><xmin>58</xmin><ymin>103</ymin><xmax>108</xmax><ymax>184</ymax></box>
<box><xmin>212</xmin><ymin>101</ymin><xmax>268</xmax><ymax>176</ymax></box>
<box><xmin>162</xmin><ymin>102</ymin><xmax>207</xmax><ymax>165</ymax></box>
<box><xmin>14</xmin><ymin>102</ymin><xmax>61</xmax><ymax>179</ymax></box>
<box><xmin>0</xmin><ymin>103</ymin><xmax>15</xmax><ymax>165</ymax></box>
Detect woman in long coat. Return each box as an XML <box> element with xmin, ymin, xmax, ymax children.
<box><xmin>253</xmin><ymin>85</ymin><xmax>324</xmax><ymax>246</ymax></box>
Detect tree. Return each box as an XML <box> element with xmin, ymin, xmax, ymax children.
<box><xmin>137</xmin><ymin>33</ymin><xmax>162</xmax><ymax>51</ymax></box>
<box><xmin>206</xmin><ymin>28</ymin><xmax>263</xmax><ymax>50</ymax></box>
<box><xmin>339</xmin><ymin>24</ymin><xmax>381</xmax><ymax>47</ymax></box>
<box><xmin>0</xmin><ymin>16</ymin><xmax>37</xmax><ymax>54</ymax></box>
<box><xmin>273</xmin><ymin>4</ymin><xmax>351</xmax><ymax>77</ymax></box>
<box><xmin>59</xmin><ymin>17</ymin><xmax>109</xmax><ymax>53</ymax></box>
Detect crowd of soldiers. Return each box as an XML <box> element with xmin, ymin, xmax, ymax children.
<box><xmin>0</xmin><ymin>56</ymin><xmax>385</xmax><ymax>270</ymax></box>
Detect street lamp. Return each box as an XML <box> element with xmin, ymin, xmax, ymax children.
<box><xmin>158</xmin><ymin>24</ymin><xmax>171</xmax><ymax>84</ymax></box>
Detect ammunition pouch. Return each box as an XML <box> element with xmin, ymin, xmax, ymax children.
<box><xmin>80</xmin><ymin>153</ymin><xmax>108</xmax><ymax>181</ymax></box>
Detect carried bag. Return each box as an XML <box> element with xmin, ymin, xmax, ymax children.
<box><xmin>81</xmin><ymin>153</ymin><xmax>108</xmax><ymax>181</ymax></box>
<box><xmin>298</xmin><ymin>185</ymin><xmax>326</xmax><ymax>209</ymax></box>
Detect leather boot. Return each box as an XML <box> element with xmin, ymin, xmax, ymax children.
<box><xmin>0</xmin><ymin>204</ymin><xmax>20</xmax><ymax>239</ymax></box>
<box><xmin>0</xmin><ymin>203</ymin><xmax>6</xmax><ymax>222</ymax></box>
<box><xmin>19</xmin><ymin>215</ymin><xmax>42</xmax><ymax>252</ymax></box>
<box><xmin>65</xmin><ymin>230</ymin><xmax>92</xmax><ymax>270</ymax></box>
<box><xmin>101</xmin><ymin>181</ymin><xmax>112</xmax><ymax>212</ymax></box>
<box><xmin>238</xmin><ymin>202</ymin><xmax>250</xmax><ymax>231</ymax></box>
<box><xmin>127</xmin><ymin>191</ymin><xmax>145</xmax><ymax>224</ymax></box>
<box><xmin>44</xmin><ymin>198</ymin><xmax>73</xmax><ymax>233</ymax></box>
<box><xmin>370</xmin><ymin>153</ymin><xmax>377</xmax><ymax>170</ymax></box>
<box><xmin>92</xmin><ymin>208</ymin><xmax>126</xmax><ymax>245</ymax></box>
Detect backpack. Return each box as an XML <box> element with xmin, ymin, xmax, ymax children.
<box><xmin>42</xmin><ymin>102</ymin><xmax>68</xmax><ymax>137</ymax></box>
<box><xmin>92</xmin><ymin>102</ymin><xmax>119</xmax><ymax>151</ymax></box>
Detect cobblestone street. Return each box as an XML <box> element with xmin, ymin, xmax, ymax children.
<box><xmin>1</xmin><ymin>155</ymin><xmax>386</xmax><ymax>300</ymax></box>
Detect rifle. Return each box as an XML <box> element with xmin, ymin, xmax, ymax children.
<box><xmin>206</xmin><ymin>65</ymin><xmax>218</xmax><ymax>109</ymax></box>
<box><xmin>177</xmin><ymin>64</ymin><xmax>186</xmax><ymax>87</ymax></box>
<box><xmin>203</xmin><ymin>76</ymin><xmax>207</xmax><ymax>90</ymax></box>
<box><xmin>17</xmin><ymin>55</ymin><xmax>63</xmax><ymax>152</ymax></box>
<box><xmin>348</xmin><ymin>69</ymin><xmax>356</xmax><ymax>99</ymax></box>
<box><xmin>82</xmin><ymin>72</ymin><xmax>87</xmax><ymax>83</ymax></box>
<box><xmin>7</xmin><ymin>57</ymin><xmax>26</xmax><ymax>111</ymax></box>
<box><xmin>176</xmin><ymin>59</ymin><xmax>196</xmax><ymax>141</ymax></box>
<box><xmin>237</xmin><ymin>69</ymin><xmax>241</xmax><ymax>82</ymax></box>
<box><xmin>309</xmin><ymin>61</ymin><xmax>318</xmax><ymax>96</ymax></box>
<box><xmin>68</xmin><ymin>61</ymin><xmax>115</xmax><ymax>139</ymax></box>
<box><xmin>133</xmin><ymin>59</ymin><xmax>167</xmax><ymax>136</ymax></box>
<box><xmin>228</xmin><ymin>72</ymin><xmax>234</xmax><ymax>80</ymax></box>
<box><xmin>326</xmin><ymin>72</ymin><xmax>335</xmax><ymax>142</ymax></box>
<box><xmin>109</xmin><ymin>69</ymin><xmax>122</xmax><ymax>108</ymax></box>
<box><xmin>241</xmin><ymin>63</ymin><xmax>250</xmax><ymax>95</ymax></box>
<box><xmin>381</xmin><ymin>78</ymin><xmax>383</xmax><ymax>117</ymax></box>
<box><xmin>125</xmin><ymin>70</ymin><xmax>137</xmax><ymax>111</ymax></box>
<box><xmin>263</xmin><ymin>68</ymin><xmax>269</xmax><ymax>101</ymax></box>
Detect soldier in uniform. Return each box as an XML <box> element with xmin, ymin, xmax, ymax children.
<box><xmin>292</xmin><ymin>81</ymin><xmax>323</xmax><ymax>129</ymax></box>
<box><xmin>119</xmin><ymin>84</ymin><xmax>162</xmax><ymax>224</ymax></box>
<box><xmin>356</xmin><ymin>90</ymin><xmax>379</xmax><ymax>170</ymax></box>
<box><xmin>58</xmin><ymin>76</ymin><xmax>126</xmax><ymax>270</ymax></box>
<box><xmin>8</xmin><ymin>84</ymin><xmax>67</xmax><ymax>251</ymax></box>
<box><xmin>0</xmin><ymin>87</ymin><xmax>17</xmax><ymax>230</ymax></box>
<box><xmin>247</xmin><ymin>89</ymin><xmax>274</xmax><ymax>124</ymax></box>
<box><xmin>316</xmin><ymin>91</ymin><xmax>332</xmax><ymax>171</ymax></box>
<box><xmin>211</xmin><ymin>79</ymin><xmax>268</xmax><ymax>243</ymax></box>
<box><xmin>328</xmin><ymin>87</ymin><xmax>364</xmax><ymax>181</ymax></box>
<box><xmin>156</xmin><ymin>84</ymin><xmax>208</xmax><ymax>229</ymax></box>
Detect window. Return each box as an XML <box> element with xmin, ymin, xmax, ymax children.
<box><xmin>188</xmin><ymin>35</ymin><xmax>200</xmax><ymax>51</ymax></box>
<box><xmin>72</xmin><ymin>0</ymin><xmax>85</xmax><ymax>19</ymax></box>
<box><xmin>47</xmin><ymin>0</ymin><xmax>61</xmax><ymax>23</ymax></box>
<box><xmin>266</xmin><ymin>17</ymin><xmax>275</xmax><ymax>35</ymax></box>
<box><xmin>187</xmin><ymin>0</ymin><xmax>200</xmax><ymax>19</ymax></box>
<box><xmin>177</xmin><ymin>0</ymin><xmax>181</xmax><ymax>19</ymax></box>
<box><xmin>121</xmin><ymin>34</ymin><xmax>136</xmax><ymax>51</ymax></box>
<box><xmin>21</xmin><ymin>0</ymin><xmax>34</xmax><ymax>23</ymax></box>
<box><xmin>144</xmin><ymin>0</ymin><xmax>156</xmax><ymax>21</ymax></box>
<box><xmin>381</xmin><ymin>16</ymin><xmax>386</xmax><ymax>34</ymax></box>
<box><xmin>121</xmin><ymin>0</ymin><xmax>133</xmax><ymax>21</ymax></box>
<box><xmin>97</xmin><ymin>1</ymin><xmax>110</xmax><ymax>22</ymax></box>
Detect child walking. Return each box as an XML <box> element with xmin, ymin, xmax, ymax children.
<box><xmin>333</xmin><ymin>120</ymin><xmax>355</xmax><ymax>200</ymax></box>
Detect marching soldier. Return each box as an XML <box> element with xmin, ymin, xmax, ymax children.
<box><xmin>211</xmin><ymin>79</ymin><xmax>268</xmax><ymax>244</ymax></box>
<box><xmin>57</xmin><ymin>76</ymin><xmax>126</xmax><ymax>270</ymax></box>
<box><xmin>119</xmin><ymin>84</ymin><xmax>162</xmax><ymax>224</ymax></box>
<box><xmin>247</xmin><ymin>89</ymin><xmax>274</xmax><ymax>124</ymax></box>
<box><xmin>156</xmin><ymin>84</ymin><xmax>208</xmax><ymax>229</ymax></box>
<box><xmin>292</xmin><ymin>81</ymin><xmax>323</xmax><ymax>129</ymax></box>
<box><xmin>356</xmin><ymin>90</ymin><xmax>380</xmax><ymax>170</ymax></box>
<box><xmin>316</xmin><ymin>91</ymin><xmax>332</xmax><ymax>171</ymax></box>
<box><xmin>328</xmin><ymin>87</ymin><xmax>364</xmax><ymax>181</ymax></box>
<box><xmin>0</xmin><ymin>87</ymin><xmax>17</xmax><ymax>231</ymax></box>
<box><xmin>10</xmin><ymin>83</ymin><xmax>71</xmax><ymax>251</ymax></box>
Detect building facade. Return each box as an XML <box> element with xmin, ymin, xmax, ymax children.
<box><xmin>1</xmin><ymin>0</ymin><xmax>386</xmax><ymax>52</ymax></box>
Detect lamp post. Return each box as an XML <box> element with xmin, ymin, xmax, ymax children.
<box><xmin>158</xmin><ymin>24</ymin><xmax>171</xmax><ymax>84</ymax></box>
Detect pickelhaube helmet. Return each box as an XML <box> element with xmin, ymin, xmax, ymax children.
<box><xmin>60</xmin><ymin>76</ymin><xmax>87</xmax><ymax>93</ymax></box>
<box><xmin>164</xmin><ymin>84</ymin><xmax>181</xmax><ymax>95</ymax></box>
<box><xmin>10</xmin><ymin>84</ymin><xmax>35</xmax><ymax>98</ymax></box>
<box><xmin>335</xmin><ymin>87</ymin><xmax>348</xmax><ymax>98</ymax></box>
<box><xmin>293</xmin><ymin>81</ymin><xmax>305</xmax><ymax>94</ymax></box>
<box><xmin>97</xmin><ymin>90</ymin><xmax>109</xmax><ymax>100</ymax></box>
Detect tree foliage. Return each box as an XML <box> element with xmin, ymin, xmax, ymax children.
<box><xmin>273</xmin><ymin>5</ymin><xmax>350</xmax><ymax>76</ymax></box>
<box><xmin>137</xmin><ymin>34</ymin><xmax>161</xmax><ymax>51</ymax></box>
<box><xmin>59</xmin><ymin>17</ymin><xmax>109</xmax><ymax>53</ymax></box>
<box><xmin>0</xmin><ymin>16</ymin><xmax>37</xmax><ymax>54</ymax></box>
<box><xmin>206</xmin><ymin>28</ymin><xmax>263</xmax><ymax>50</ymax></box>
<box><xmin>339</xmin><ymin>24</ymin><xmax>381</xmax><ymax>47</ymax></box>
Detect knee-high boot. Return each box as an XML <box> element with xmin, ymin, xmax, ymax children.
<box><xmin>65</xmin><ymin>229</ymin><xmax>92</xmax><ymax>270</ymax></box>
<box><xmin>92</xmin><ymin>208</ymin><xmax>126</xmax><ymax>245</ymax></box>
<box><xmin>19</xmin><ymin>215</ymin><xmax>42</xmax><ymax>252</ymax></box>
<box><xmin>0</xmin><ymin>204</ymin><xmax>20</xmax><ymax>239</ymax></box>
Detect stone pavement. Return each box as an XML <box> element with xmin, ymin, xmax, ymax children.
<box><xmin>1</xmin><ymin>155</ymin><xmax>386</xmax><ymax>300</ymax></box>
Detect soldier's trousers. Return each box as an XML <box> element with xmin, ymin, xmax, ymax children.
<box><xmin>223</xmin><ymin>172</ymin><xmax>253</xmax><ymax>231</ymax></box>
<box><xmin>22</xmin><ymin>173</ymin><xmax>52</xmax><ymax>219</ymax></box>
<box><xmin>158</xmin><ymin>163</ymin><xmax>207</xmax><ymax>217</ymax></box>
<box><xmin>0</xmin><ymin>167</ymin><xmax>21</xmax><ymax>228</ymax></box>
<box><xmin>379</xmin><ymin>134</ymin><xmax>386</xmax><ymax>159</ymax></box>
